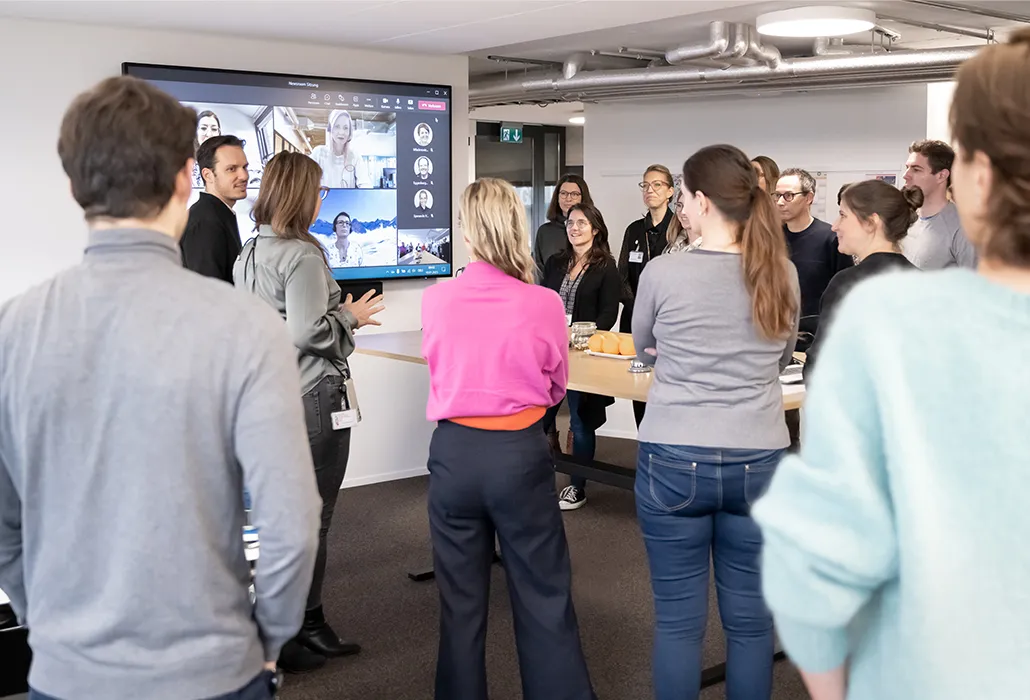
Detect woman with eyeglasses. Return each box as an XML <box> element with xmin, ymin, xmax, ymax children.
<box><xmin>422</xmin><ymin>178</ymin><xmax>595</xmax><ymax>700</ymax></box>
<box><xmin>618</xmin><ymin>165</ymin><xmax>675</xmax><ymax>427</ymax></box>
<box><xmin>327</xmin><ymin>211</ymin><xmax>364</xmax><ymax>268</ymax></box>
<box><xmin>541</xmin><ymin>203</ymin><xmax>621</xmax><ymax>511</ymax></box>
<box><xmin>533</xmin><ymin>174</ymin><xmax>593</xmax><ymax>280</ymax></box>
<box><xmin>234</xmin><ymin>152</ymin><xmax>384</xmax><ymax>674</ymax></box>
<box><xmin>754</xmin><ymin>31</ymin><xmax>1030</xmax><ymax>700</ymax></box>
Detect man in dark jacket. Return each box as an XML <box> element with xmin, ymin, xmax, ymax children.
<box><xmin>181</xmin><ymin>135</ymin><xmax>249</xmax><ymax>283</ymax></box>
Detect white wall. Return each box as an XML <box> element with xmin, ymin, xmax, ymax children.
<box><xmin>0</xmin><ymin>17</ymin><xmax>469</xmax><ymax>487</ymax></box>
<box><xmin>584</xmin><ymin>85</ymin><xmax>930</xmax><ymax>438</ymax></box>
<box><xmin>566</xmin><ymin>126</ymin><xmax>584</xmax><ymax>167</ymax></box>
<box><xmin>926</xmin><ymin>81</ymin><xmax>956</xmax><ymax>142</ymax></box>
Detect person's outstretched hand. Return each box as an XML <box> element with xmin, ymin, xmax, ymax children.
<box><xmin>341</xmin><ymin>290</ymin><xmax>385</xmax><ymax>329</ymax></box>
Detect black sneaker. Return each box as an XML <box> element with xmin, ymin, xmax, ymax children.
<box><xmin>558</xmin><ymin>485</ymin><xmax>586</xmax><ymax>511</ymax></box>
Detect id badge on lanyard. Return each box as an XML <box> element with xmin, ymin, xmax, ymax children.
<box><xmin>331</xmin><ymin>371</ymin><xmax>362</xmax><ymax>430</ymax></box>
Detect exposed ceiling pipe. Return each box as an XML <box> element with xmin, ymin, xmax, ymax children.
<box><xmin>562</xmin><ymin>52</ymin><xmax>590</xmax><ymax>79</ymax></box>
<box><xmin>901</xmin><ymin>0</ymin><xmax>1030</xmax><ymax>24</ymax></box>
<box><xmin>664</xmin><ymin>21</ymin><xmax>730</xmax><ymax>64</ymax></box>
<box><xmin>878</xmin><ymin>13</ymin><xmax>996</xmax><ymax>42</ymax></box>
<box><xmin>486</xmin><ymin>55</ymin><xmax>563</xmax><ymax>68</ymax></box>
<box><xmin>814</xmin><ymin>37</ymin><xmax>852</xmax><ymax>56</ymax></box>
<box><xmin>469</xmin><ymin>45</ymin><xmax>980</xmax><ymax>107</ymax></box>
<box><xmin>743</xmin><ymin>25</ymin><xmax>783</xmax><ymax>67</ymax></box>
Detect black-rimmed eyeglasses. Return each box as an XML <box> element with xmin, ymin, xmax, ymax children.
<box><xmin>773</xmin><ymin>191</ymin><xmax>807</xmax><ymax>203</ymax></box>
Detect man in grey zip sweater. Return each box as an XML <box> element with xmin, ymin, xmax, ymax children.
<box><xmin>0</xmin><ymin>77</ymin><xmax>320</xmax><ymax>699</ymax></box>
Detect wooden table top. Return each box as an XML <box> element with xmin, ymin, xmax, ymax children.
<box><xmin>355</xmin><ymin>330</ymin><xmax>806</xmax><ymax>411</ymax></box>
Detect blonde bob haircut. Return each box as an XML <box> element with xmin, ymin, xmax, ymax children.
<box><xmin>459</xmin><ymin>178</ymin><xmax>536</xmax><ymax>284</ymax></box>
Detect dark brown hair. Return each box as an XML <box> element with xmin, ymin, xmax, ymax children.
<box><xmin>562</xmin><ymin>202</ymin><xmax>613</xmax><ymax>271</ymax></box>
<box><xmin>252</xmin><ymin>152</ymin><xmax>327</xmax><ymax>263</ymax></box>
<box><xmin>58</xmin><ymin>76</ymin><xmax>196</xmax><ymax>222</ymax></box>
<box><xmin>909</xmin><ymin>139</ymin><xmax>955</xmax><ymax>186</ymax></box>
<box><xmin>751</xmin><ymin>155</ymin><xmax>780</xmax><ymax>192</ymax></box>
<box><xmin>950</xmin><ymin>28</ymin><xmax>1030</xmax><ymax>267</ymax></box>
<box><xmin>196</xmin><ymin>134</ymin><xmax>244</xmax><ymax>179</ymax></box>
<box><xmin>546</xmin><ymin>174</ymin><xmax>593</xmax><ymax>222</ymax></box>
<box><xmin>683</xmin><ymin>145</ymin><xmax>796</xmax><ymax>339</ymax></box>
<box><xmin>841</xmin><ymin>180</ymin><xmax>924</xmax><ymax>244</ymax></box>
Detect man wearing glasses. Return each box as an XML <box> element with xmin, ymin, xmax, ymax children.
<box><xmin>775</xmin><ymin>168</ymin><xmax>853</xmax><ymax>349</ymax></box>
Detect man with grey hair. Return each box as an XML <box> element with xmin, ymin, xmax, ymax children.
<box><xmin>775</xmin><ymin>167</ymin><xmax>853</xmax><ymax>345</ymax></box>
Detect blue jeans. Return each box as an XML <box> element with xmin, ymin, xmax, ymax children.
<box><xmin>635</xmin><ymin>443</ymin><xmax>784</xmax><ymax>700</ymax></box>
<box><xmin>30</xmin><ymin>671</ymin><xmax>275</xmax><ymax>700</ymax></box>
<box><xmin>543</xmin><ymin>390</ymin><xmax>596</xmax><ymax>492</ymax></box>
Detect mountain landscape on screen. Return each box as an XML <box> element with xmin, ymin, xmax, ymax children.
<box><xmin>311</xmin><ymin>217</ymin><xmax>398</xmax><ymax>235</ymax></box>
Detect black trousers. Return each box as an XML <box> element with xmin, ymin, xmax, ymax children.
<box><xmin>302</xmin><ymin>375</ymin><xmax>352</xmax><ymax>611</ymax></box>
<box><xmin>427</xmin><ymin>420</ymin><xmax>596</xmax><ymax>700</ymax></box>
<box><xmin>632</xmin><ymin>400</ymin><xmax>646</xmax><ymax>428</ymax></box>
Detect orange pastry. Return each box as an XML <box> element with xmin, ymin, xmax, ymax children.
<box><xmin>587</xmin><ymin>333</ymin><xmax>604</xmax><ymax>353</ymax></box>
<box><xmin>619</xmin><ymin>336</ymin><xmax>636</xmax><ymax>356</ymax></box>
<box><xmin>601</xmin><ymin>335</ymin><xmax>620</xmax><ymax>355</ymax></box>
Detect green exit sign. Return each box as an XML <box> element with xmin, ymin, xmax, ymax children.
<box><xmin>500</xmin><ymin>123</ymin><xmax>523</xmax><ymax>144</ymax></box>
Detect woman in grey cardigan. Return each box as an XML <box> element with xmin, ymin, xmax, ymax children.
<box><xmin>234</xmin><ymin>152</ymin><xmax>384</xmax><ymax>673</ymax></box>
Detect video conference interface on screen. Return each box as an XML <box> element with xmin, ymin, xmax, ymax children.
<box><xmin>123</xmin><ymin>64</ymin><xmax>453</xmax><ymax>281</ymax></box>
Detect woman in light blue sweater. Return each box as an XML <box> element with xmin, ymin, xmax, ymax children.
<box><xmin>752</xmin><ymin>30</ymin><xmax>1030</xmax><ymax>700</ymax></box>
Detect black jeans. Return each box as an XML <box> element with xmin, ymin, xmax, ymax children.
<box><xmin>427</xmin><ymin>420</ymin><xmax>596</xmax><ymax>700</ymax></box>
<box><xmin>302</xmin><ymin>375</ymin><xmax>352</xmax><ymax>611</ymax></box>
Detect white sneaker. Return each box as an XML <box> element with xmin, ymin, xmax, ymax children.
<box><xmin>558</xmin><ymin>485</ymin><xmax>587</xmax><ymax>511</ymax></box>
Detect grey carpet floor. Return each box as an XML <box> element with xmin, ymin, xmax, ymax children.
<box><xmin>283</xmin><ymin>433</ymin><xmax>810</xmax><ymax>700</ymax></box>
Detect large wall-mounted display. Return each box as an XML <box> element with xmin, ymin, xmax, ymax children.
<box><xmin>124</xmin><ymin>63</ymin><xmax>453</xmax><ymax>281</ymax></box>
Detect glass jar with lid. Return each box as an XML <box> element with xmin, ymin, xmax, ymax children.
<box><xmin>570</xmin><ymin>321</ymin><xmax>597</xmax><ymax>350</ymax></box>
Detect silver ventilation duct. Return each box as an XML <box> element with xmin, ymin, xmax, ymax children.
<box><xmin>470</xmin><ymin>32</ymin><xmax>979</xmax><ymax>108</ymax></box>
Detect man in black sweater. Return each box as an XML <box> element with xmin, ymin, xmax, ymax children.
<box><xmin>181</xmin><ymin>135</ymin><xmax>249</xmax><ymax>283</ymax></box>
<box><xmin>775</xmin><ymin>167</ymin><xmax>853</xmax><ymax>347</ymax></box>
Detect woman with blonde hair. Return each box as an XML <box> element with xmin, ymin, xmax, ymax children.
<box><xmin>421</xmin><ymin>178</ymin><xmax>595</xmax><ymax>700</ymax></box>
<box><xmin>309</xmin><ymin>110</ymin><xmax>372</xmax><ymax>189</ymax></box>
<box><xmin>234</xmin><ymin>152</ymin><xmax>384</xmax><ymax>673</ymax></box>
<box><xmin>754</xmin><ymin>29</ymin><xmax>1030</xmax><ymax>700</ymax></box>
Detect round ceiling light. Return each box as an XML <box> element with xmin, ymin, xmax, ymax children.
<box><xmin>756</xmin><ymin>6</ymin><xmax>876</xmax><ymax>38</ymax></box>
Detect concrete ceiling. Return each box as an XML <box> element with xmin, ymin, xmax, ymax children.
<box><xmin>469</xmin><ymin>0</ymin><xmax>1030</xmax><ymax>75</ymax></box>
<box><xmin>0</xmin><ymin>0</ymin><xmax>755</xmax><ymax>54</ymax></box>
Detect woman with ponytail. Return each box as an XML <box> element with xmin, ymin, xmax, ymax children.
<box><xmin>631</xmin><ymin>144</ymin><xmax>799</xmax><ymax>700</ymax></box>
<box><xmin>804</xmin><ymin>180</ymin><xmax>921</xmax><ymax>376</ymax></box>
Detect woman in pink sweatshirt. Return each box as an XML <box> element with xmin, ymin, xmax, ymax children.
<box><xmin>421</xmin><ymin>178</ymin><xmax>596</xmax><ymax>700</ymax></box>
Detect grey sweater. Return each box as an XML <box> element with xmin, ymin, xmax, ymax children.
<box><xmin>234</xmin><ymin>226</ymin><xmax>357</xmax><ymax>394</ymax></box>
<box><xmin>632</xmin><ymin>249</ymin><xmax>800</xmax><ymax>449</ymax></box>
<box><xmin>0</xmin><ymin>229</ymin><xmax>321</xmax><ymax>700</ymax></box>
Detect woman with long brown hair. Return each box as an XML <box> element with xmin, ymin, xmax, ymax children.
<box><xmin>631</xmin><ymin>144</ymin><xmax>799</xmax><ymax>700</ymax></box>
<box><xmin>754</xmin><ymin>30</ymin><xmax>1030</xmax><ymax>700</ymax></box>
<box><xmin>234</xmin><ymin>152</ymin><xmax>384</xmax><ymax>673</ymax></box>
<box><xmin>541</xmin><ymin>202</ymin><xmax>621</xmax><ymax>510</ymax></box>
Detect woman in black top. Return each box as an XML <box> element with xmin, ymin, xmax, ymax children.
<box><xmin>533</xmin><ymin>174</ymin><xmax>594</xmax><ymax>280</ymax></box>
<box><xmin>618</xmin><ymin>165</ymin><xmax>675</xmax><ymax>427</ymax></box>
<box><xmin>541</xmin><ymin>203</ymin><xmax>620</xmax><ymax>511</ymax></box>
<box><xmin>806</xmin><ymin>180</ymin><xmax>922</xmax><ymax>376</ymax></box>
